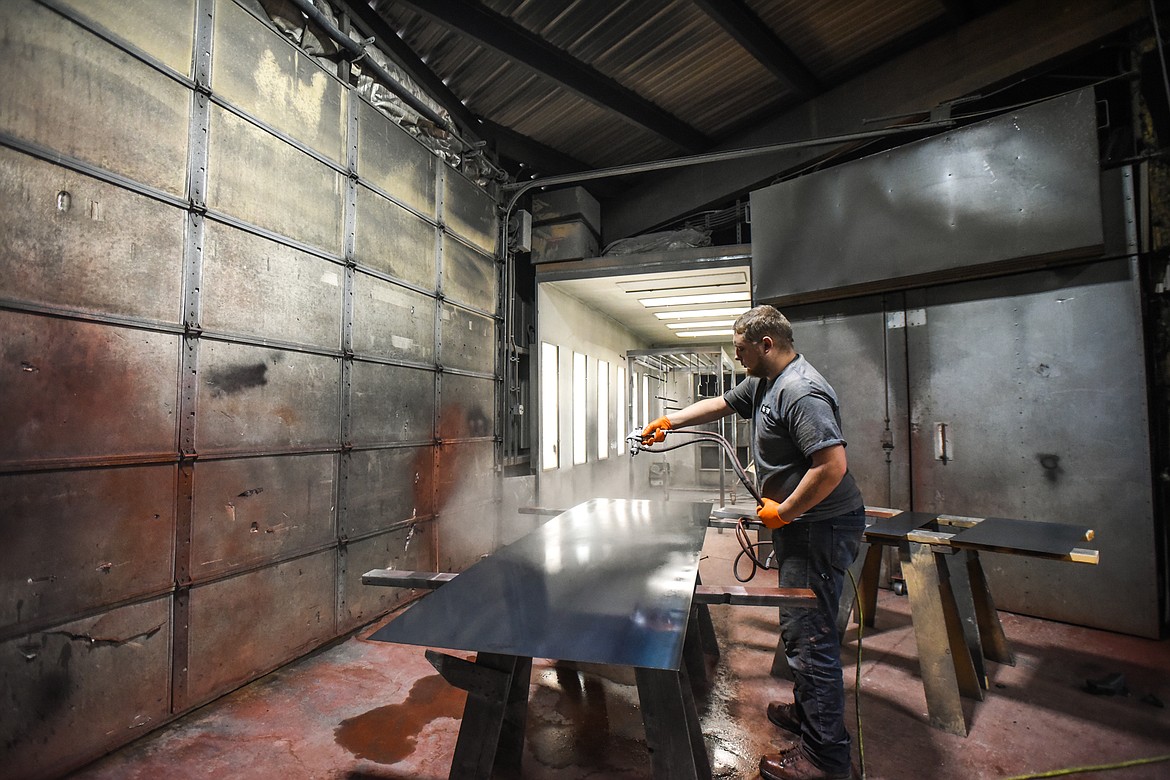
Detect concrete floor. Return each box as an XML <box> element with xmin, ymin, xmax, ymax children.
<box><xmin>71</xmin><ymin>527</ymin><xmax>1170</xmax><ymax>780</ymax></box>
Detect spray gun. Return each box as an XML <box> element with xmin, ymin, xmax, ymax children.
<box><xmin>627</xmin><ymin>427</ymin><xmax>773</xmax><ymax>581</ymax></box>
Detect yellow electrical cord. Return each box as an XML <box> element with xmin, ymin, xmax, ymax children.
<box><xmin>1005</xmin><ymin>753</ymin><xmax>1170</xmax><ymax>779</ymax></box>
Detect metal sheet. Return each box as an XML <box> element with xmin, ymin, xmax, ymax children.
<box><xmin>196</xmin><ymin>340</ymin><xmax>341</xmax><ymax>453</ymax></box>
<box><xmin>439</xmin><ymin>374</ymin><xmax>496</xmax><ymax>439</ymax></box>
<box><xmin>56</xmin><ymin>0</ymin><xmax>196</xmax><ymax>76</ymax></box>
<box><xmin>370</xmin><ymin>498</ymin><xmax>710</xmax><ymax>670</ymax></box>
<box><xmin>190</xmin><ymin>454</ymin><xmax>336</xmax><ymax>582</ymax></box>
<box><xmin>0</xmin><ymin>0</ymin><xmax>190</xmax><ymax>196</ymax></box>
<box><xmin>351</xmin><ymin>272</ymin><xmax>436</xmax><ymax>362</ymax></box>
<box><xmin>0</xmin><ymin>465</ymin><xmax>175</xmax><ymax>634</ymax></box>
<box><xmin>183</xmin><ymin>549</ymin><xmax>336</xmax><ymax>708</ymax></box>
<box><xmin>0</xmin><ymin>311</ymin><xmax>179</xmax><ymax>467</ymax></box>
<box><xmin>0</xmin><ymin>145</ymin><xmax>185</xmax><ymax>324</ymax></box>
<box><xmin>202</xmin><ymin>221</ymin><xmax>343</xmax><ymax>348</ymax></box>
<box><xmin>440</xmin><ymin>304</ymin><xmax>496</xmax><ymax>374</ymax></box>
<box><xmin>905</xmin><ymin>260</ymin><xmax>1157</xmax><ymax>636</ymax></box>
<box><xmin>356</xmin><ymin>98</ymin><xmax>435</xmax><ymax>218</ymax></box>
<box><xmin>443</xmin><ymin>236</ymin><xmax>498</xmax><ymax>312</ymax></box>
<box><xmin>443</xmin><ymin>169</ymin><xmax>498</xmax><ymax>253</ymax></box>
<box><xmin>354</xmin><ymin>185</ymin><xmax>438</xmax><ymax>291</ymax></box>
<box><xmin>783</xmin><ymin>295</ymin><xmax>910</xmax><ymax>509</ymax></box>
<box><xmin>212</xmin><ymin>0</ymin><xmax>346</xmax><ymax>164</ymax></box>
<box><xmin>206</xmin><ymin>104</ymin><xmax>343</xmax><ymax>252</ymax></box>
<box><xmin>751</xmin><ymin>90</ymin><xmax>1104</xmax><ymax>302</ymax></box>
<box><xmin>0</xmin><ymin>596</ymin><xmax>172</xmax><ymax>780</ymax></box>
<box><xmin>341</xmin><ymin>523</ymin><xmax>434</xmax><ymax>632</ymax></box>
<box><xmin>345</xmin><ymin>445</ymin><xmax>434</xmax><ymax>538</ymax></box>
<box><xmin>349</xmin><ymin>362</ymin><xmax>435</xmax><ymax>445</ymax></box>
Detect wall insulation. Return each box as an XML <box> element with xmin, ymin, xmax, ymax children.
<box><xmin>0</xmin><ymin>0</ymin><xmax>500</xmax><ymax>776</ymax></box>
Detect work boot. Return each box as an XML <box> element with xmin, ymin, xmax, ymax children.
<box><xmin>766</xmin><ymin>701</ymin><xmax>800</xmax><ymax>735</ymax></box>
<box><xmin>759</xmin><ymin>749</ymin><xmax>856</xmax><ymax>780</ymax></box>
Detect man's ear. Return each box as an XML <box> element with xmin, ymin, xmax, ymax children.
<box><xmin>760</xmin><ymin>335</ymin><xmax>773</xmax><ymax>352</ymax></box>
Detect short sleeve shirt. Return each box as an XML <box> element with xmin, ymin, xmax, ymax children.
<box><xmin>724</xmin><ymin>355</ymin><xmax>863</xmax><ymax>522</ymax></box>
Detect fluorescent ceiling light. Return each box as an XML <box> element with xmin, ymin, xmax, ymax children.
<box><xmin>654</xmin><ymin>307</ymin><xmax>749</xmax><ymax>320</ymax></box>
<box><xmin>639</xmin><ymin>291</ymin><xmax>751</xmax><ymax>307</ymax></box>
<box><xmin>678</xmin><ymin>329</ymin><xmax>734</xmax><ymax>338</ymax></box>
<box><xmin>666</xmin><ymin>320</ymin><xmax>736</xmax><ymax>329</ymax></box>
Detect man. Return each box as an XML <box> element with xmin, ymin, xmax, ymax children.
<box><xmin>641</xmin><ymin>305</ymin><xmax>863</xmax><ymax>780</ymax></box>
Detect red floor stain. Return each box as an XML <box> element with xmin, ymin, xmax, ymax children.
<box><xmin>334</xmin><ymin>674</ymin><xmax>465</xmax><ymax>765</ymax></box>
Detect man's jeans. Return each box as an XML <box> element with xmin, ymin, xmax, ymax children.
<box><xmin>771</xmin><ymin>506</ymin><xmax>866</xmax><ymax>774</ymax></box>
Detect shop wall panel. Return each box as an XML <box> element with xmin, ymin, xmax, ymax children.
<box><xmin>351</xmin><ymin>273</ymin><xmax>436</xmax><ymax>363</ymax></box>
<box><xmin>443</xmin><ymin>170</ymin><xmax>498</xmax><ymax>253</ymax></box>
<box><xmin>0</xmin><ymin>465</ymin><xmax>175</xmax><ymax>634</ymax></box>
<box><xmin>206</xmin><ymin>104</ymin><xmax>343</xmax><ymax>253</ymax></box>
<box><xmin>212</xmin><ymin>0</ymin><xmax>346</xmax><ymax>164</ymax></box>
<box><xmin>0</xmin><ymin>312</ymin><xmax>179</xmax><ymax>467</ymax></box>
<box><xmin>435</xmin><ymin>440</ymin><xmax>498</xmax><ymax>570</ymax></box>
<box><xmin>183</xmin><ymin>550</ymin><xmax>335</xmax><ymax>708</ymax></box>
<box><xmin>350</xmin><ymin>362</ymin><xmax>435</xmax><ymax>445</ymax></box>
<box><xmin>354</xmin><ymin>186</ymin><xmax>438</xmax><ymax>291</ymax></box>
<box><xmin>56</xmin><ymin>0</ymin><xmax>196</xmax><ymax>76</ymax></box>
<box><xmin>0</xmin><ymin>0</ymin><xmax>189</xmax><ymax>196</ymax></box>
<box><xmin>196</xmin><ymin>340</ymin><xmax>341</xmax><ymax>453</ymax></box>
<box><xmin>346</xmin><ymin>446</ymin><xmax>434</xmax><ymax>538</ymax></box>
<box><xmin>439</xmin><ymin>373</ymin><xmax>496</xmax><ymax>440</ymax></box>
<box><xmin>341</xmin><ymin>524</ymin><xmax>436</xmax><ymax>631</ymax></box>
<box><xmin>442</xmin><ymin>236</ymin><xmax>498</xmax><ymax>312</ymax></box>
<box><xmin>0</xmin><ymin>597</ymin><xmax>172</xmax><ymax>780</ymax></box>
<box><xmin>440</xmin><ymin>304</ymin><xmax>496</xmax><ymax>374</ymax></box>
<box><xmin>356</xmin><ymin>99</ymin><xmax>436</xmax><ymax>218</ymax></box>
<box><xmin>190</xmin><ymin>454</ymin><xmax>337</xmax><ymax>581</ymax></box>
<box><xmin>0</xmin><ymin>146</ymin><xmax>185</xmax><ymax>325</ymax></box>
<box><xmin>202</xmin><ymin>221</ymin><xmax>343</xmax><ymax>348</ymax></box>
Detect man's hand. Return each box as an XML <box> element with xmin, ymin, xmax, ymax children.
<box><xmin>640</xmin><ymin>416</ymin><xmax>672</xmax><ymax>443</ymax></box>
<box><xmin>756</xmin><ymin>497</ymin><xmax>791</xmax><ymax>529</ymax></box>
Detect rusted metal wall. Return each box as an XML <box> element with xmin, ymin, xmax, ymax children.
<box><xmin>0</xmin><ymin>0</ymin><xmax>500</xmax><ymax>776</ymax></box>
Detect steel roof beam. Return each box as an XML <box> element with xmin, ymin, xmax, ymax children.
<box><xmin>693</xmin><ymin>0</ymin><xmax>823</xmax><ymax>98</ymax></box>
<box><xmin>387</xmin><ymin>0</ymin><xmax>711</xmax><ymax>153</ymax></box>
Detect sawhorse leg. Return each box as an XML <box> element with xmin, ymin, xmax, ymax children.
<box><xmin>426</xmin><ymin>649</ymin><xmax>532</xmax><ymax>779</ymax></box>
<box><xmin>635</xmin><ymin>666</ymin><xmax>712</xmax><ymax>780</ymax></box>
<box><xmin>899</xmin><ymin>541</ymin><xmax>983</xmax><ymax>736</ymax></box>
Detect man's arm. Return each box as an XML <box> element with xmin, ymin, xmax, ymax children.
<box><xmin>641</xmin><ymin>396</ymin><xmax>733</xmax><ymax>442</ymax></box>
<box><xmin>766</xmin><ymin>444</ymin><xmax>848</xmax><ymax>525</ymax></box>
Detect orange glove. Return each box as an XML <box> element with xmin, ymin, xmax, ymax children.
<box><xmin>756</xmin><ymin>497</ymin><xmax>791</xmax><ymax>529</ymax></box>
<box><xmin>640</xmin><ymin>416</ymin><xmax>672</xmax><ymax>443</ymax></box>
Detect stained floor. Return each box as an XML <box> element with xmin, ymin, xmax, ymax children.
<box><xmin>71</xmin><ymin>526</ymin><xmax>1170</xmax><ymax>779</ymax></box>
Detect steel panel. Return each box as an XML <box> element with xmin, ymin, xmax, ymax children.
<box><xmin>0</xmin><ymin>146</ymin><xmax>185</xmax><ymax>324</ymax></box>
<box><xmin>443</xmin><ymin>170</ymin><xmax>498</xmax><ymax>253</ymax></box>
<box><xmin>356</xmin><ymin>99</ymin><xmax>436</xmax><ymax>218</ymax></box>
<box><xmin>183</xmin><ymin>550</ymin><xmax>336</xmax><ymax>708</ymax></box>
<box><xmin>190</xmin><ymin>454</ymin><xmax>337</xmax><ymax>582</ymax></box>
<box><xmin>751</xmin><ymin>90</ymin><xmax>1104</xmax><ymax>302</ymax></box>
<box><xmin>212</xmin><ymin>0</ymin><xmax>346</xmax><ymax>164</ymax></box>
<box><xmin>349</xmin><ymin>362</ymin><xmax>435</xmax><ymax>445</ymax></box>
<box><xmin>346</xmin><ymin>446</ymin><xmax>435</xmax><ymax>538</ymax></box>
<box><xmin>56</xmin><ymin>0</ymin><xmax>196</xmax><ymax>77</ymax></box>
<box><xmin>196</xmin><ymin>340</ymin><xmax>341</xmax><ymax>453</ymax></box>
<box><xmin>436</xmin><ymin>438</ymin><xmax>496</xmax><ymax>520</ymax></box>
<box><xmin>0</xmin><ymin>312</ymin><xmax>179</xmax><ymax>467</ymax></box>
<box><xmin>353</xmin><ymin>185</ymin><xmax>438</xmax><ymax>291</ymax></box>
<box><xmin>0</xmin><ymin>597</ymin><xmax>171</xmax><ymax>780</ymax></box>
<box><xmin>340</xmin><ymin>524</ymin><xmax>435</xmax><ymax>631</ymax></box>
<box><xmin>0</xmin><ymin>465</ymin><xmax>175</xmax><ymax>633</ymax></box>
<box><xmin>440</xmin><ymin>304</ymin><xmax>496</xmax><ymax>374</ymax></box>
<box><xmin>784</xmin><ymin>296</ymin><xmax>910</xmax><ymax>509</ymax></box>
<box><xmin>439</xmin><ymin>374</ymin><xmax>496</xmax><ymax>440</ymax></box>
<box><xmin>202</xmin><ymin>221</ymin><xmax>343</xmax><ymax>348</ymax></box>
<box><xmin>206</xmin><ymin>104</ymin><xmax>344</xmax><ymax>253</ymax></box>
<box><xmin>905</xmin><ymin>261</ymin><xmax>1157</xmax><ymax>636</ymax></box>
<box><xmin>351</xmin><ymin>272</ymin><xmax>436</xmax><ymax>362</ymax></box>
<box><xmin>443</xmin><ymin>236</ymin><xmax>498</xmax><ymax>312</ymax></box>
<box><xmin>0</xmin><ymin>0</ymin><xmax>189</xmax><ymax>196</ymax></box>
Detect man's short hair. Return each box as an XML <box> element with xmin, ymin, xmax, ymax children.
<box><xmin>734</xmin><ymin>305</ymin><xmax>794</xmax><ymax>348</ymax></box>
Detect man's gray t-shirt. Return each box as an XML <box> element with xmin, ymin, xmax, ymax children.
<box><xmin>724</xmin><ymin>354</ymin><xmax>863</xmax><ymax>522</ymax></box>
